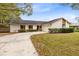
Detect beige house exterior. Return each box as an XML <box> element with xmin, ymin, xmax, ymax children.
<box><xmin>9</xmin><ymin>18</ymin><xmax>71</xmax><ymax>32</ymax></box>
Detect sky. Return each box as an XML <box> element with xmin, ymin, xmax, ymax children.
<box><xmin>20</xmin><ymin>3</ymin><xmax>79</xmax><ymax>23</ymax></box>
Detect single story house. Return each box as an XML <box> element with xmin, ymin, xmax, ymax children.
<box><xmin>9</xmin><ymin>17</ymin><xmax>71</xmax><ymax>32</ymax></box>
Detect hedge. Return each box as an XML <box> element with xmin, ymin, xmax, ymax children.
<box><xmin>49</xmin><ymin>28</ymin><xmax>74</xmax><ymax>33</ymax></box>
<box><xmin>18</xmin><ymin>29</ymin><xmax>38</xmax><ymax>32</ymax></box>
<box><xmin>26</xmin><ymin>30</ymin><xmax>37</xmax><ymax>32</ymax></box>
<box><xmin>74</xmin><ymin>29</ymin><xmax>79</xmax><ymax>32</ymax></box>
<box><xmin>18</xmin><ymin>29</ymin><xmax>26</xmax><ymax>32</ymax></box>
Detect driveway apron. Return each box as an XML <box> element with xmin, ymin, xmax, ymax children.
<box><xmin>0</xmin><ymin>32</ymin><xmax>45</xmax><ymax>56</ymax></box>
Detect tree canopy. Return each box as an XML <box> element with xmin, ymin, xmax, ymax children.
<box><xmin>0</xmin><ymin>3</ymin><xmax>32</xmax><ymax>24</ymax></box>
<box><xmin>61</xmin><ymin>3</ymin><xmax>79</xmax><ymax>10</ymax></box>
<box><xmin>61</xmin><ymin>3</ymin><xmax>79</xmax><ymax>23</ymax></box>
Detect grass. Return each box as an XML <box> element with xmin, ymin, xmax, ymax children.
<box><xmin>31</xmin><ymin>32</ymin><xmax>79</xmax><ymax>56</ymax></box>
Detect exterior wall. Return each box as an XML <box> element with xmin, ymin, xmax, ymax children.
<box><xmin>42</xmin><ymin>19</ymin><xmax>63</xmax><ymax>32</ymax></box>
<box><xmin>42</xmin><ymin>19</ymin><xmax>70</xmax><ymax>32</ymax></box>
<box><xmin>25</xmin><ymin>25</ymin><xmax>37</xmax><ymax>30</ymax></box>
<box><xmin>42</xmin><ymin>23</ymin><xmax>51</xmax><ymax>32</ymax></box>
<box><xmin>33</xmin><ymin>25</ymin><xmax>37</xmax><ymax>30</ymax></box>
<box><xmin>10</xmin><ymin>24</ymin><xmax>39</xmax><ymax>32</ymax></box>
<box><xmin>25</xmin><ymin>25</ymin><xmax>28</xmax><ymax>30</ymax></box>
<box><xmin>65</xmin><ymin>22</ymin><xmax>70</xmax><ymax>28</ymax></box>
<box><xmin>51</xmin><ymin>19</ymin><xmax>62</xmax><ymax>28</ymax></box>
<box><xmin>10</xmin><ymin>24</ymin><xmax>20</xmax><ymax>32</ymax></box>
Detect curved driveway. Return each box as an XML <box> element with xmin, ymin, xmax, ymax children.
<box><xmin>0</xmin><ymin>32</ymin><xmax>46</xmax><ymax>56</ymax></box>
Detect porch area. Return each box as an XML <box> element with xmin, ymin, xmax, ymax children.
<box><xmin>19</xmin><ymin>24</ymin><xmax>42</xmax><ymax>32</ymax></box>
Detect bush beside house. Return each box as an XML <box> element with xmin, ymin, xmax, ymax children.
<box><xmin>74</xmin><ymin>29</ymin><xmax>79</xmax><ymax>32</ymax></box>
<box><xmin>18</xmin><ymin>29</ymin><xmax>38</xmax><ymax>32</ymax></box>
<box><xmin>49</xmin><ymin>28</ymin><xmax>74</xmax><ymax>33</ymax></box>
<box><xmin>18</xmin><ymin>29</ymin><xmax>26</xmax><ymax>32</ymax></box>
<box><xmin>26</xmin><ymin>30</ymin><xmax>37</xmax><ymax>32</ymax></box>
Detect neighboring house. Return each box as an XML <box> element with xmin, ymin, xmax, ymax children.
<box><xmin>70</xmin><ymin>23</ymin><xmax>79</xmax><ymax>30</ymax></box>
<box><xmin>9</xmin><ymin>17</ymin><xmax>71</xmax><ymax>32</ymax></box>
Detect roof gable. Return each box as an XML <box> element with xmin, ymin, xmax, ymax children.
<box><xmin>48</xmin><ymin>18</ymin><xmax>71</xmax><ymax>24</ymax></box>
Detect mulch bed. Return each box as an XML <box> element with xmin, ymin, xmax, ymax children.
<box><xmin>0</xmin><ymin>33</ymin><xmax>16</xmax><ymax>37</ymax></box>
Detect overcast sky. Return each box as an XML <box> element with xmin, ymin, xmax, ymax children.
<box><xmin>20</xmin><ymin>3</ymin><xmax>79</xmax><ymax>23</ymax></box>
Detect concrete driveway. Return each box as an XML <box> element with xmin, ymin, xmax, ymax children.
<box><xmin>0</xmin><ymin>32</ymin><xmax>46</xmax><ymax>56</ymax></box>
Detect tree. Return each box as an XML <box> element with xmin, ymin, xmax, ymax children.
<box><xmin>0</xmin><ymin>3</ymin><xmax>32</xmax><ymax>24</ymax></box>
<box><xmin>61</xmin><ymin>3</ymin><xmax>79</xmax><ymax>10</ymax></box>
<box><xmin>75</xmin><ymin>17</ymin><xmax>79</xmax><ymax>23</ymax></box>
<box><xmin>61</xmin><ymin>3</ymin><xmax>79</xmax><ymax>23</ymax></box>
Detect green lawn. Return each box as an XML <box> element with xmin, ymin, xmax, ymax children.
<box><xmin>31</xmin><ymin>32</ymin><xmax>79</xmax><ymax>56</ymax></box>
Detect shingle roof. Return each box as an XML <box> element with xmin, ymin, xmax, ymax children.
<box><xmin>48</xmin><ymin>18</ymin><xmax>71</xmax><ymax>24</ymax></box>
<box><xmin>9</xmin><ymin>17</ymin><xmax>71</xmax><ymax>25</ymax></box>
<box><xmin>9</xmin><ymin>18</ymin><xmax>47</xmax><ymax>25</ymax></box>
<box><xmin>19</xmin><ymin>20</ymin><xmax>47</xmax><ymax>24</ymax></box>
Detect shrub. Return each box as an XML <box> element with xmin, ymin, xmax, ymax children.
<box><xmin>74</xmin><ymin>29</ymin><xmax>79</xmax><ymax>32</ymax></box>
<box><xmin>62</xmin><ymin>28</ymin><xmax>74</xmax><ymax>33</ymax></box>
<box><xmin>49</xmin><ymin>28</ymin><xmax>74</xmax><ymax>33</ymax></box>
<box><xmin>26</xmin><ymin>30</ymin><xmax>37</xmax><ymax>32</ymax></box>
<box><xmin>18</xmin><ymin>29</ymin><xmax>26</xmax><ymax>32</ymax></box>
